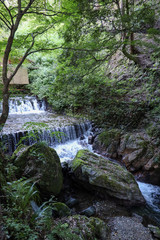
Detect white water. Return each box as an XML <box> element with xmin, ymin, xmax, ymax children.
<box><xmin>138</xmin><ymin>181</ymin><xmax>160</xmax><ymax>213</ymax></box>
<box><xmin>54</xmin><ymin>132</ymin><xmax>93</xmax><ymax>163</ymax></box>
<box><xmin>0</xmin><ymin>96</ymin><xmax>46</xmax><ymax>114</ymax></box>
<box><xmin>1</xmin><ymin>96</ymin><xmax>160</xmax><ymax>218</ymax></box>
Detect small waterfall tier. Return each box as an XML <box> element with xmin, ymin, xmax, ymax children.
<box><xmin>137</xmin><ymin>181</ymin><xmax>160</xmax><ymax>225</ymax></box>
<box><xmin>0</xmin><ymin>122</ymin><xmax>91</xmax><ymax>154</ymax></box>
<box><xmin>0</xmin><ymin>96</ymin><xmax>46</xmax><ymax>114</ymax></box>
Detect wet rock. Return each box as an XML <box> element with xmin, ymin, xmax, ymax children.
<box><xmin>148</xmin><ymin>225</ymin><xmax>160</xmax><ymax>239</ymax></box>
<box><xmin>80</xmin><ymin>206</ymin><xmax>96</xmax><ymax>217</ymax></box>
<box><xmin>80</xmin><ymin>135</ymin><xmax>85</xmax><ymax>140</ymax></box>
<box><xmin>71</xmin><ymin>149</ymin><xmax>145</xmax><ymax>206</ymax></box>
<box><xmin>66</xmin><ymin>197</ymin><xmax>79</xmax><ymax>208</ymax></box>
<box><xmin>52</xmin><ymin>202</ymin><xmax>71</xmax><ymax>218</ymax></box>
<box><xmin>13</xmin><ymin>142</ymin><xmax>63</xmax><ymax>195</ymax></box>
<box><xmin>88</xmin><ymin>135</ymin><xmax>94</xmax><ymax>144</ymax></box>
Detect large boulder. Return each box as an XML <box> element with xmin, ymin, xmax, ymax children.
<box><xmin>71</xmin><ymin>149</ymin><xmax>145</xmax><ymax>206</ymax></box>
<box><xmin>13</xmin><ymin>142</ymin><xmax>63</xmax><ymax>195</ymax></box>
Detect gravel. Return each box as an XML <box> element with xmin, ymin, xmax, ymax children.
<box><xmin>108</xmin><ymin>216</ymin><xmax>153</xmax><ymax>240</ymax></box>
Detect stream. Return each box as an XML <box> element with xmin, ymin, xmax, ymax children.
<box><xmin>1</xmin><ymin>96</ymin><xmax>160</xmax><ymax>225</ymax></box>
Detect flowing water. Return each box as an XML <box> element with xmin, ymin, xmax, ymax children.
<box><xmin>1</xmin><ymin>96</ymin><xmax>160</xmax><ymax>224</ymax></box>
<box><xmin>0</xmin><ymin>96</ymin><xmax>92</xmax><ymax>155</ymax></box>
<box><xmin>136</xmin><ymin>181</ymin><xmax>160</xmax><ymax>225</ymax></box>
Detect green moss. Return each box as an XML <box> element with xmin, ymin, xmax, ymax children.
<box><xmin>59</xmin><ymin>215</ymin><xmax>108</xmax><ymax>240</ymax></box>
<box><xmin>98</xmin><ymin>128</ymin><xmax>121</xmax><ymax>148</ymax></box>
<box><xmin>11</xmin><ymin>144</ymin><xmax>27</xmax><ymax>161</ymax></box>
<box><xmin>72</xmin><ymin>150</ymin><xmax>87</xmax><ymax>171</ymax></box>
<box><xmin>14</xmin><ymin>142</ymin><xmax>63</xmax><ymax>195</ymax></box>
<box><xmin>52</xmin><ymin>202</ymin><xmax>71</xmax><ymax>217</ymax></box>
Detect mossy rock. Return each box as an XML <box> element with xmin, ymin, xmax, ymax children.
<box><xmin>148</xmin><ymin>225</ymin><xmax>160</xmax><ymax>239</ymax></box>
<box><xmin>98</xmin><ymin>128</ymin><xmax>121</xmax><ymax>148</ymax></box>
<box><xmin>14</xmin><ymin>142</ymin><xmax>63</xmax><ymax>195</ymax></box>
<box><xmin>71</xmin><ymin>149</ymin><xmax>145</xmax><ymax>206</ymax></box>
<box><xmin>51</xmin><ymin>215</ymin><xmax>109</xmax><ymax>240</ymax></box>
<box><xmin>11</xmin><ymin>144</ymin><xmax>27</xmax><ymax>160</ymax></box>
<box><xmin>52</xmin><ymin>202</ymin><xmax>71</xmax><ymax>217</ymax></box>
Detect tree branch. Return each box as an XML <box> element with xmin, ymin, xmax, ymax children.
<box><xmin>0</xmin><ymin>16</ymin><xmax>11</xmax><ymax>29</ymax></box>
<box><xmin>0</xmin><ymin>12</ymin><xmax>11</xmax><ymax>28</ymax></box>
<box><xmin>0</xmin><ymin>0</ymin><xmax>14</xmax><ymax>25</ymax></box>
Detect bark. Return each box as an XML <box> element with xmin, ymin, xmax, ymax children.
<box><xmin>0</xmin><ymin>1</ymin><xmax>35</xmax><ymax>130</ymax></box>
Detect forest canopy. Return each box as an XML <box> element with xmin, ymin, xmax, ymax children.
<box><xmin>0</xmin><ymin>0</ymin><xmax>160</xmax><ymax>128</ymax></box>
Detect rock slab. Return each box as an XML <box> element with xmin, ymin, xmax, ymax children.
<box><xmin>71</xmin><ymin>149</ymin><xmax>145</xmax><ymax>206</ymax></box>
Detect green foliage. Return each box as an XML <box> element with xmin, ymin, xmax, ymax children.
<box><xmin>28</xmin><ymin>55</ymin><xmax>57</xmax><ymax>99</ymax></box>
<box><xmin>4</xmin><ymin>178</ymin><xmax>39</xmax><ymax>214</ymax></box>
<box><xmin>47</xmin><ymin>223</ymin><xmax>79</xmax><ymax>240</ymax></box>
<box><xmin>2</xmin><ymin>178</ymin><xmax>40</xmax><ymax>239</ymax></box>
<box><xmin>98</xmin><ymin>129</ymin><xmax>121</xmax><ymax>148</ymax></box>
<box><xmin>4</xmin><ymin>217</ymin><xmax>38</xmax><ymax>240</ymax></box>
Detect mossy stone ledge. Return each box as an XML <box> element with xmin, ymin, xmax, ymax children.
<box><xmin>71</xmin><ymin>149</ymin><xmax>145</xmax><ymax>206</ymax></box>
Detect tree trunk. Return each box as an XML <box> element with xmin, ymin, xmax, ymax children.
<box><xmin>0</xmin><ymin>9</ymin><xmax>23</xmax><ymax>131</ymax></box>
<box><xmin>0</xmin><ymin>79</ymin><xmax>10</xmax><ymax>127</ymax></box>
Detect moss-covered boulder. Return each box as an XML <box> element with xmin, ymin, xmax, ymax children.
<box><xmin>52</xmin><ymin>202</ymin><xmax>71</xmax><ymax>218</ymax></box>
<box><xmin>50</xmin><ymin>215</ymin><xmax>109</xmax><ymax>240</ymax></box>
<box><xmin>93</xmin><ymin>128</ymin><xmax>121</xmax><ymax>158</ymax></box>
<box><xmin>13</xmin><ymin>142</ymin><xmax>63</xmax><ymax>195</ymax></box>
<box><xmin>71</xmin><ymin>149</ymin><xmax>145</xmax><ymax>206</ymax></box>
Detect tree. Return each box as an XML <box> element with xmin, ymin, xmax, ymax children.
<box><xmin>58</xmin><ymin>0</ymin><xmax>159</xmax><ymax>71</ymax></box>
<box><xmin>0</xmin><ymin>0</ymin><xmax>72</xmax><ymax>130</ymax></box>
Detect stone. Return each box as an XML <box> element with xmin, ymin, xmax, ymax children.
<box><xmin>66</xmin><ymin>197</ymin><xmax>79</xmax><ymax>208</ymax></box>
<box><xmin>52</xmin><ymin>202</ymin><xmax>71</xmax><ymax>218</ymax></box>
<box><xmin>53</xmin><ymin>215</ymin><xmax>109</xmax><ymax>240</ymax></box>
<box><xmin>13</xmin><ymin>142</ymin><xmax>63</xmax><ymax>195</ymax></box>
<box><xmin>80</xmin><ymin>206</ymin><xmax>96</xmax><ymax>217</ymax></box>
<box><xmin>88</xmin><ymin>135</ymin><xmax>94</xmax><ymax>144</ymax></box>
<box><xmin>71</xmin><ymin>149</ymin><xmax>145</xmax><ymax>206</ymax></box>
<box><xmin>94</xmin><ymin>129</ymin><xmax>160</xmax><ymax>185</ymax></box>
<box><xmin>80</xmin><ymin>135</ymin><xmax>85</xmax><ymax>140</ymax></box>
<box><xmin>93</xmin><ymin>129</ymin><xmax>121</xmax><ymax>158</ymax></box>
<box><xmin>148</xmin><ymin>225</ymin><xmax>160</xmax><ymax>239</ymax></box>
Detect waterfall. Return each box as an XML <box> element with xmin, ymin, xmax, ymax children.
<box><xmin>0</xmin><ymin>122</ymin><xmax>91</xmax><ymax>155</ymax></box>
<box><xmin>0</xmin><ymin>96</ymin><xmax>46</xmax><ymax>114</ymax></box>
<box><xmin>137</xmin><ymin>181</ymin><xmax>160</xmax><ymax>213</ymax></box>
<box><xmin>136</xmin><ymin>181</ymin><xmax>160</xmax><ymax>226</ymax></box>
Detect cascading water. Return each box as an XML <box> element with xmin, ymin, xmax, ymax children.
<box><xmin>0</xmin><ymin>122</ymin><xmax>91</xmax><ymax>155</ymax></box>
<box><xmin>136</xmin><ymin>181</ymin><xmax>160</xmax><ymax>226</ymax></box>
<box><xmin>0</xmin><ymin>96</ymin><xmax>92</xmax><ymax>156</ymax></box>
<box><xmin>0</xmin><ymin>96</ymin><xmax>46</xmax><ymax>114</ymax></box>
<box><xmin>138</xmin><ymin>182</ymin><xmax>160</xmax><ymax>214</ymax></box>
<box><xmin>1</xmin><ymin>96</ymin><xmax>160</xmax><ymax>225</ymax></box>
